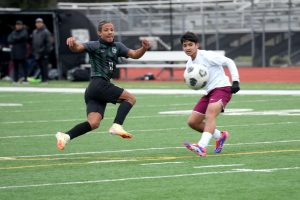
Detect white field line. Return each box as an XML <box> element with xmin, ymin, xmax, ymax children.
<box><xmin>0</xmin><ymin>103</ymin><xmax>187</xmax><ymax>113</ymax></box>
<box><xmin>0</xmin><ymin>134</ymin><xmax>59</xmax><ymax>139</ymax></box>
<box><xmin>0</xmin><ymin>114</ymin><xmax>188</xmax><ymax>124</ymax></box>
<box><xmin>0</xmin><ymin>167</ymin><xmax>298</xmax><ymax>190</ymax></box>
<box><xmin>0</xmin><ymin>87</ymin><xmax>85</xmax><ymax>93</ymax></box>
<box><xmin>193</xmin><ymin>164</ymin><xmax>244</xmax><ymax>169</ymax></box>
<box><xmin>140</xmin><ymin>162</ymin><xmax>184</xmax><ymax>166</ymax></box>
<box><xmin>159</xmin><ymin>109</ymin><xmax>300</xmax><ymax>116</ymax></box>
<box><xmin>232</xmin><ymin>168</ymin><xmax>273</xmax><ymax>172</ymax></box>
<box><xmin>0</xmin><ymin>118</ymin><xmax>85</xmax><ymax>124</ymax></box>
<box><xmin>225</xmin><ymin>139</ymin><xmax>300</xmax><ymax>146</ymax></box>
<box><xmin>1</xmin><ymin>139</ymin><xmax>300</xmax><ymax>159</ymax></box>
<box><xmin>0</xmin><ymin>103</ymin><xmax>23</xmax><ymax>106</ymax></box>
<box><xmin>0</xmin><ymin>121</ymin><xmax>297</xmax><ymax>139</ymax></box>
<box><xmin>1</xmin><ymin>111</ymin><xmax>299</xmax><ymax>125</ymax></box>
<box><xmin>88</xmin><ymin>160</ymin><xmax>136</xmax><ymax>164</ymax></box>
<box><xmin>1</xmin><ymin>147</ymin><xmax>183</xmax><ymax>159</ymax></box>
<box><xmin>1</xmin><ymin>98</ymin><xmax>299</xmax><ymax>113</ymax></box>
<box><xmin>0</xmin><ymin>157</ymin><xmax>15</xmax><ymax>160</ymax></box>
<box><xmin>1</xmin><ymin>87</ymin><xmax>300</xmax><ymax>95</ymax></box>
<box><xmin>3</xmin><ymin>100</ymin><xmax>299</xmax><ymax>114</ymax></box>
<box><xmin>0</xmin><ymin>126</ymin><xmax>186</xmax><ymax>139</ymax></box>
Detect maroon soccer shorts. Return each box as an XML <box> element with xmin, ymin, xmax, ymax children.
<box><xmin>193</xmin><ymin>86</ymin><xmax>232</xmax><ymax>114</ymax></box>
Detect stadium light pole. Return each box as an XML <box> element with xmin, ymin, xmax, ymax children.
<box><xmin>288</xmin><ymin>0</ymin><xmax>292</xmax><ymax>66</ymax></box>
<box><xmin>262</xmin><ymin>12</ymin><xmax>266</xmax><ymax>67</ymax></box>
<box><xmin>214</xmin><ymin>1</ymin><xmax>219</xmax><ymax>50</ymax></box>
<box><xmin>169</xmin><ymin>0</ymin><xmax>174</xmax><ymax>51</ymax></box>
<box><xmin>250</xmin><ymin>0</ymin><xmax>255</xmax><ymax>67</ymax></box>
<box><xmin>201</xmin><ymin>0</ymin><xmax>205</xmax><ymax>49</ymax></box>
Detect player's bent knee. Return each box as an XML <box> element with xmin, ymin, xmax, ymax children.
<box><xmin>187</xmin><ymin>117</ymin><xmax>205</xmax><ymax>132</ymax></box>
<box><xmin>88</xmin><ymin>120</ymin><xmax>100</xmax><ymax>130</ymax></box>
<box><xmin>187</xmin><ymin>119</ymin><xmax>196</xmax><ymax>129</ymax></box>
<box><xmin>90</xmin><ymin>122</ymin><xmax>100</xmax><ymax>130</ymax></box>
<box><xmin>131</xmin><ymin>95</ymin><xmax>136</xmax><ymax>105</ymax></box>
<box><xmin>87</xmin><ymin>112</ymin><xmax>102</xmax><ymax>130</ymax></box>
<box><xmin>127</xmin><ymin>94</ymin><xmax>136</xmax><ymax>105</ymax></box>
<box><xmin>120</xmin><ymin>91</ymin><xmax>136</xmax><ymax>105</ymax></box>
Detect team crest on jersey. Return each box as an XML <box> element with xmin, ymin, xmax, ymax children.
<box><xmin>112</xmin><ymin>47</ymin><xmax>117</xmax><ymax>54</ymax></box>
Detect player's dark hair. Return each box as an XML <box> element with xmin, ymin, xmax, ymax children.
<box><xmin>98</xmin><ymin>20</ymin><xmax>113</xmax><ymax>31</ymax></box>
<box><xmin>180</xmin><ymin>31</ymin><xmax>199</xmax><ymax>44</ymax></box>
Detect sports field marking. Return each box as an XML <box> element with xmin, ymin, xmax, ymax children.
<box><xmin>88</xmin><ymin>160</ymin><xmax>136</xmax><ymax>164</ymax></box>
<box><xmin>0</xmin><ymin>103</ymin><xmax>23</xmax><ymax>107</ymax></box>
<box><xmin>159</xmin><ymin>109</ymin><xmax>300</xmax><ymax>116</ymax></box>
<box><xmin>0</xmin><ymin>103</ymin><xmax>188</xmax><ymax>113</ymax></box>
<box><xmin>0</xmin><ymin>118</ymin><xmax>85</xmax><ymax>124</ymax></box>
<box><xmin>0</xmin><ymin>114</ymin><xmax>188</xmax><ymax>124</ymax></box>
<box><xmin>0</xmin><ymin>149</ymin><xmax>299</xmax><ymax>171</ymax></box>
<box><xmin>0</xmin><ymin>162</ymin><xmax>86</xmax><ymax>170</ymax></box>
<box><xmin>2</xmin><ymin>97</ymin><xmax>300</xmax><ymax>123</ymax></box>
<box><xmin>0</xmin><ymin>157</ymin><xmax>16</xmax><ymax>160</ymax></box>
<box><xmin>140</xmin><ymin>161</ymin><xmax>184</xmax><ymax>166</ymax></box>
<box><xmin>0</xmin><ymin>120</ymin><xmax>297</xmax><ymax>139</ymax></box>
<box><xmin>0</xmin><ymin>107</ymin><xmax>85</xmax><ymax>113</ymax></box>
<box><xmin>0</xmin><ymin>134</ymin><xmax>58</xmax><ymax>139</ymax></box>
<box><xmin>0</xmin><ymin>99</ymin><xmax>76</xmax><ymax>105</ymax></box>
<box><xmin>232</xmin><ymin>168</ymin><xmax>274</xmax><ymax>172</ymax></box>
<box><xmin>0</xmin><ymin>166</ymin><xmax>298</xmax><ymax>190</ymax></box>
<box><xmin>1</xmin><ymin>126</ymin><xmax>184</xmax><ymax>139</ymax></box>
<box><xmin>1</xmin><ymin>87</ymin><xmax>300</xmax><ymax>95</ymax></box>
<box><xmin>1</xmin><ymin>96</ymin><xmax>298</xmax><ymax>114</ymax></box>
<box><xmin>0</xmin><ymin>147</ymin><xmax>183</xmax><ymax>159</ymax></box>
<box><xmin>210</xmin><ymin>149</ymin><xmax>300</xmax><ymax>157</ymax></box>
<box><xmin>159</xmin><ymin>108</ymin><xmax>254</xmax><ymax>115</ymax></box>
<box><xmin>1</xmin><ymin>139</ymin><xmax>299</xmax><ymax>159</ymax></box>
<box><xmin>193</xmin><ymin>164</ymin><xmax>244</xmax><ymax>168</ymax></box>
<box><xmin>1</xmin><ymin>97</ymin><xmax>298</xmax><ymax>112</ymax></box>
<box><xmin>231</xmin><ymin>167</ymin><xmax>300</xmax><ymax>173</ymax></box>
<box><xmin>225</xmin><ymin>139</ymin><xmax>300</xmax><ymax>146</ymax></box>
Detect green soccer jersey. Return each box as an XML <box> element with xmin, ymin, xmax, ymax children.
<box><xmin>83</xmin><ymin>39</ymin><xmax>129</xmax><ymax>80</ymax></box>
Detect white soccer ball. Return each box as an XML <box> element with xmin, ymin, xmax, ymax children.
<box><xmin>184</xmin><ymin>64</ymin><xmax>209</xmax><ymax>90</ymax></box>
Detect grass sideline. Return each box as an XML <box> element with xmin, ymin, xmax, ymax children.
<box><xmin>0</xmin><ymin>82</ymin><xmax>300</xmax><ymax>200</ymax></box>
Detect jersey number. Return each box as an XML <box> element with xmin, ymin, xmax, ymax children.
<box><xmin>109</xmin><ymin>62</ymin><xmax>114</xmax><ymax>71</ymax></box>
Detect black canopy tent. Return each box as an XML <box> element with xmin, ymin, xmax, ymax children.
<box><xmin>0</xmin><ymin>9</ymin><xmax>98</xmax><ymax>79</ymax></box>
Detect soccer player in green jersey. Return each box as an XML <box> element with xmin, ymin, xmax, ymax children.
<box><xmin>56</xmin><ymin>21</ymin><xmax>150</xmax><ymax>150</ymax></box>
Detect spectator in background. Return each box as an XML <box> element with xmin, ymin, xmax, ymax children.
<box><xmin>7</xmin><ymin>20</ymin><xmax>29</xmax><ymax>84</ymax></box>
<box><xmin>32</xmin><ymin>17</ymin><xmax>53</xmax><ymax>83</ymax></box>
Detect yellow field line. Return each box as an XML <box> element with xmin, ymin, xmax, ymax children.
<box><xmin>209</xmin><ymin>149</ymin><xmax>300</xmax><ymax>157</ymax></box>
<box><xmin>0</xmin><ymin>149</ymin><xmax>299</xmax><ymax>170</ymax></box>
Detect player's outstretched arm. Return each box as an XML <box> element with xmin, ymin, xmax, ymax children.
<box><xmin>66</xmin><ymin>37</ymin><xmax>85</xmax><ymax>53</ymax></box>
<box><xmin>127</xmin><ymin>39</ymin><xmax>151</xmax><ymax>59</ymax></box>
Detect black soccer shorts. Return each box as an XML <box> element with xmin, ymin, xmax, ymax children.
<box><xmin>84</xmin><ymin>77</ymin><xmax>124</xmax><ymax>118</ymax></box>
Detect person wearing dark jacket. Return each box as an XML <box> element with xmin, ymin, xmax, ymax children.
<box><xmin>32</xmin><ymin>18</ymin><xmax>53</xmax><ymax>83</ymax></box>
<box><xmin>7</xmin><ymin>20</ymin><xmax>29</xmax><ymax>84</ymax></box>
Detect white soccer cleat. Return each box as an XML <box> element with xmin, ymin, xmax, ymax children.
<box><xmin>55</xmin><ymin>132</ymin><xmax>70</xmax><ymax>150</ymax></box>
<box><xmin>109</xmin><ymin>123</ymin><xmax>133</xmax><ymax>139</ymax></box>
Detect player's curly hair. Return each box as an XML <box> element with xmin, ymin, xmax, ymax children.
<box><xmin>98</xmin><ymin>20</ymin><xmax>113</xmax><ymax>31</ymax></box>
<box><xmin>180</xmin><ymin>31</ymin><xmax>199</xmax><ymax>44</ymax></box>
